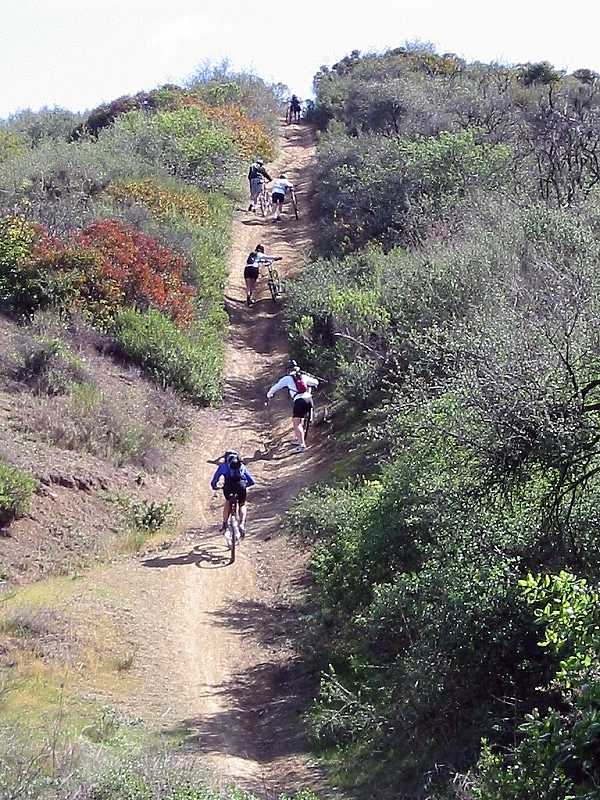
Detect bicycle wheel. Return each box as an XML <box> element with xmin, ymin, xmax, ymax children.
<box><xmin>291</xmin><ymin>192</ymin><xmax>299</xmax><ymax>220</ymax></box>
<box><xmin>228</xmin><ymin>502</ymin><xmax>239</xmax><ymax>563</ymax></box>
<box><xmin>303</xmin><ymin>407</ymin><xmax>312</xmax><ymax>443</ymax></box>
<box><xmin>259</xmin><ymin>189</ymin><xmax>270</xmax><ymax>217</ymax></box>
<box><xmin>268</xmin><ymin>268</ymin><xmax>280</xmax><ymax>303</ymax></box>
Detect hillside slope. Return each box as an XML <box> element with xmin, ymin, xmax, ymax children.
<box><xmin>2</xmin><ymin>121</ymin><xmax>333</xmax><ymax>799</ymax></box>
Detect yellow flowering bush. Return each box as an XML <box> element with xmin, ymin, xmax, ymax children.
<box><xmin>108</xmin><ymin>180</ymin><xmax>209</xmax><ymax>223</ymax></box>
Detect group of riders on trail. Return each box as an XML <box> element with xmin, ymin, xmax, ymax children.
<box><xmin>247</xmin><ymin>159</ymin><xmax>295</xmax><ymax>221</ymax></box>
<box><xmin>210</xmin><ymin>96</ymin><xmax>314</xmax><ymax>550</ymax></box>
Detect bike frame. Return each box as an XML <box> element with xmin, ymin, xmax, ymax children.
<box><xmin>266</xmin><ymin>261</ymin><xmax>284</xmax><ymax>303</ymax></box>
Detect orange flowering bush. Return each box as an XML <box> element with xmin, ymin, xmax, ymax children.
<box><xmin>107</xmin><ymin>180</ymin><xmax>209</xmax><ymax>223</ymax></box>
<box><xmin>0</xmin><ymin>215</ymin><xmax>195</xmax><ymax>326</ymax></box>
<box><xmin>0</xmin><ymin>216</ymin><xmax>88</xmax><ymax>315</ymax></box>
<box><xmin>75</xmin><ymin>220</ymin><xmax>195</xmax><ymax>326</ymax></box>
<box><xmin>178</xmin><ymin>96</ymin><xmax>273</xmax><ymax>160</ymax></box>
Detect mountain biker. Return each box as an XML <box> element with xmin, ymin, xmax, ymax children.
<box><xmin>247</xmin><ymin>158</ymin><xmax>272</xmax><ymax>212</ymax></box>
<box><xmin>289</xmin><ymin>95</ymin><xmax>301</xmax><ymax>122</ymax></box>
<box><xmin>244</xmin><ymin>244</ymin><xmax>282</xmax><ymax>306</ymax></box>
<box><xmin>266</xmin><ymin>361</ymin><xmax>318</xmax><ymax>453</ymax></box>
<box><xmin>271</xmin><ymin>174</ymin><xmax>294</xmax><ymax>221</ymax></box>
<box><xmin>210</xmin><ymin>450</ymin><xmax>255</xmax><ymax>538</ymax></box>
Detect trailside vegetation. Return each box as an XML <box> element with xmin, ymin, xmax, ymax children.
<box><xmin>0</xmin><ymin>69</ymin><xmax>280</xmax><ymax>405</ymax></box>
<box><xmin>286</xmin><ymin>45</ymin><xmax>600</xmax><ymax>799</ymax></box>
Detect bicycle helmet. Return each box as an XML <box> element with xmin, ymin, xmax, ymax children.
<box><xmin>256</xmin><ymin>158</ymin><xmax>264</xmax><ymax>165</ymax></box>
<box><xmin>280</xmin><ymin>173</ymin><xmax>287</xmax><ymax>179</ymax></box>
<box><xmin>255</xmin><ymin>244</ymin><xmax>265</xmax><ymax>253</ymax></box>
<box><xmin>226</xmin><ymin>451</ymin><xmax>241</xmax><ymax>469</ymax></box>
<box><xmin>288</xmin><ymin>359</ymin><xmax>300</xmax><ymax>374</ymax></box>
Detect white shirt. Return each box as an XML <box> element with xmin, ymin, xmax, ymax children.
<box><xmin>267</xmin><ymin>373</ymin><xmax>318</xmax><ymax>401</ymax></box>
<box><xmin>271</xmin><ymin>178</ymin><xmax>293</xmax><ymax>196</ymax></box>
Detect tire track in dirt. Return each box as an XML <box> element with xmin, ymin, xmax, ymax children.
<box><xmin>95</xmin><ymin>122</ymin><xmax>332</xmax><ymax>796</ymax></box>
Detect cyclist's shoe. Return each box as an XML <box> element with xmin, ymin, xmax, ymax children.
<box><xmin>246</xmin><ymin>295</ymin><xmax>252</xmax><ymax>307</ymax></box>
<box><xmin>248</xmin><ymin>203</ymin><xmax>253</xmax><ymax>211</ymax></box>
<box><xmin>292</xmin><ymin>445</ymin><xmax>306</xmax><ymax>454</ymax></box>
<box><xmin>239</xmin><ymin>526</ymin><xmax>246</xmax><ymax>539</ymax></box>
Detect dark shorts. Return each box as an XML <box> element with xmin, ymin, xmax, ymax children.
<box><xmin>272</xmin><ymin>192</ymin><xmax>285</xmax><ymax>204</ymax></box>
<box><xmin>223</xmin><ymin>481</ymin><xmax>247</xmax><ymax>504</ymax></box>
<box><xmin>293</xmin><ymin>396</ymin><xmax>313</xmax><ymax>419</ymax></box>
<box><xmin>244</xmin><ymin>265</ymin><xmax>259</xmax><ymax>280</ymax></box>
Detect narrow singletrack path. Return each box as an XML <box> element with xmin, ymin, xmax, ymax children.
<box><xmin>93</xmin><ymin>122</ymin><xmax>328</xmax><ymax>795</ymax></box>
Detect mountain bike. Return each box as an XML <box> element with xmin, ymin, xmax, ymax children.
<box><xmin>258</xmin><ymin>183</ymin><xmax>272</xmax><ymax>217</ymax></box>
<box><xmin>266</xmin><ymin>259</ymin><xmax>284</xmax><ymax>303</ymax></box>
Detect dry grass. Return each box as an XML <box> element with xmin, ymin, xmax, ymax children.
<box><xmin>0</xmin><ymin>573</ymin><xmax>140</xmax><ymax>734</ymax></box>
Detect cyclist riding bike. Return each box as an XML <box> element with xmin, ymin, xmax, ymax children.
<box><xmin>289</xmin><ymin>95</ymin><xmax>302</xmax><ymax>123</ymax></box>
<box><xmin>271</xmin><ymin>174</ymin><xmax>294</xmax><ymax>222</ymax></box>
<box><xmin>244</xmin><ymin>244</ymin><xmax>281</xmax><ymax>306</ymax></box>
<box><xmin>266</xmin><ymin>361</ymin><xmax>318</xmax><ymax>453</ymax></box>
<box><xmin>247</xmin><ymin>158</ymin><xmax>272</xmax><ymax>212</ymax></box>
<box><xmin>210</xmin><ymin>450</ymin><xmax>255</xmax><ymax>536</ymax></box>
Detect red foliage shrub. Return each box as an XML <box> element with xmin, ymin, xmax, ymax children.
<box><xmin>74</xmin><ymin>220</ymin><xmax>195</xmax><ymax>326</ymax></box>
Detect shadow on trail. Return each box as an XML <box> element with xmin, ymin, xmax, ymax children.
<box><xmin>142</xmin><ymin>531</ymin><xmax>233</xmax><ymax>570</ymax></box>
<box><xmin>164</xmin><ymin>659</ymin><xmax>313</xmax><ymax>763</ymax></box>
<box><xmin>163</xmin><ymin>594</ymin><xmax>317</xmax><ymax>764</ymax></box>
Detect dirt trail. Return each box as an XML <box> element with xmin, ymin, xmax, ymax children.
<box><xmin>94</xmin><ymin>122</ymin><xmax>329</xmax><ymax>795</ymax></box>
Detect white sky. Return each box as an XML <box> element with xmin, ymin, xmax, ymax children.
<box><xmin>2</xmin><ymin>0</ymin><xmax>600</xmax><ymax>118</ymax></box>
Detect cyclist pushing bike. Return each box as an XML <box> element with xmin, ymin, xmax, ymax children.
<box><xmin>210</xmin><ymin>450</ymin><xmax>255</xmax><ymax>537</ymax></box>
<box><xmin>244</xmin><ymin>244</ymin><xmax>282</xmax><ymax>306</ymax></box>
<box><xmin>271</xmin><ymin>174</ymin><xmax>295</xmax><ymax>222</ymax></box>
<box><xmin>247</xmin><ymin>158</ymin><xmax>272</xmax><ymax>212</ymax></box>
<box><xmin>288</xmin><ymin>95</ymin><xmax>302</xmax><ymax>123</ymax></box>
<box><xmin>266</xmin><ymin>361</ymin><xmax>318</xmax><ymax>453</ymax></box>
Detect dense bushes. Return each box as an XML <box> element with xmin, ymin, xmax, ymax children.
<box><xmin>311</xmin><ymin>45</ymin><xmax>600</xmax><ymax>256</ymax></box>
<box><xmin>284</xmin><ymin>44</ymin><xmax>600</xmax><ymax>799</ymax></box>
<box><xmin>112</xmin><ymin>308</ymin><xmax>222</xmax><ymax>405</ymax></box>
<box><xmin>0</xmin><ymin>73</ymin><xmax>277</xmax><ymax>404</ymax></box>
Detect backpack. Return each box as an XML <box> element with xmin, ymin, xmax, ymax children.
<box><xmin>248</xmin><ymin>163</ymin><xmax>262</xmax><ymax>180</ymax></box>
<box><xmin>292</xmin><ymin>372</ymin><xmax>307</xmax><ymax>394</ymax></box>
<box><xmin>224</xmin><ymin>450</ymin><xmax>243</xmax><ymax>481</ymax></box>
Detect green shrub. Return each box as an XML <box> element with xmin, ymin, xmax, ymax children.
<box><xmin>111</xmin><ymin>308</ymin><xmax>223</xmax><ymax>404</ymax></box>
<box><xmin>104</xmin><ymin>107</ymin><xmax>241</xmax><ymax>192</ymax></box>
<box><xmin>0</xmin><ymin>460</ymin><xmax>36</xmax><ymax>525</ymax></box>
<box><xmin>7</xmin><ymin>336</ymin><xmax>90</xmax><ymax>395</ymax></box>
<box><xmin>120</xmin><ymin>497</ymin><xmax>175</xmax><ymax>533</ymax></box>
<box><xmin>473</xmin><ymin>572</ymin><xmax>600</xmax><ymax>799</ymax></box>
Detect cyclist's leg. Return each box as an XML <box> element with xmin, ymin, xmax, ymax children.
<box><xmin>221</xmin><ymin>490</ymin><xmax>231</xmax><ymax>529</ymax></box>
<box><xmin>249</xmin><ymin>178</ymin><xmax>260</xmax><ymax>210</ymax></box>
<box><xmin>237</xmin><ymin>488</ymin><xmax>248</xmax><ymax>533</ymax></box>
<box><xmin>245</xmin><ymin>275</ymin><xmax>256</xmax><ymax>303</ymax></box>
<box><xmin>292</xmin><ymin>416</ymin><xmax>305</xmax><ymax>447</ymax></box>
<box><xmin>274</xmin><ymin>197</ymin><xmax>284</xmax><ymax>220</ymax></box>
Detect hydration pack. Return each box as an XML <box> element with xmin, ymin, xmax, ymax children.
<box><xmin>292</xmin><ymin>372</ymin><xmax>307</xmax><ymax>394</ymax></box>
<box><xmin>224</xmin><ymin>450</ymin><xmax>243</xmax><ymax>480</ymax></box>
